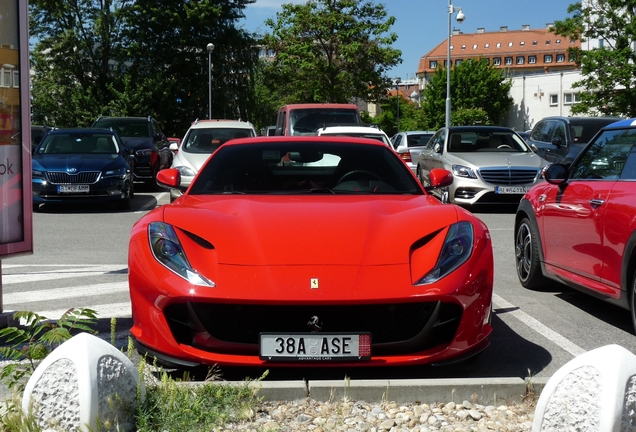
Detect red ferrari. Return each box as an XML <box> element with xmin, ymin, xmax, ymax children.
<box><xmin>515</xmin><ymin>118</ymin><xmax>636</xmax><ymax>332</ymax></box>
<box><xmin>128</xmin><ymin>136</ymin><xmax>494</xmax><ymax>368</ymax></box>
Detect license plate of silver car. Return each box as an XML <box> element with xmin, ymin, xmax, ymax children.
<box><xmin>58</xmin><ymin>184</ymin><xmax>90</xmax><ymax>193</ymax></box>
<box><xmin>259</xmin><ymin>333</ymin><xmax>371</xmax><ymax>361</ymax></box>
<box><xmin>495</xmin><ymin>186</ymin><xmax>527</xmax><ymax>194</ymax></box>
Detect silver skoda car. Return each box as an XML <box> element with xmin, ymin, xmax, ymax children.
<box><xmin>416</xmin><ymin>126</ymin><xmax>547</xmax><ymax>205</ymax></box>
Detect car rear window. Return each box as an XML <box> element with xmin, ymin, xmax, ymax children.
<box><xmin>569</xmin><ymin>119</ymin><xmax>620</xmax><ymax>143</ymax></box>
<box><xmin>189</xmin><ymin>141</ymin><xmax>422</xmax><ymax>195</ymax></box>
<box><xmin>183</xmin><ymin>128</ymin><xmax>255</xmax><ymax>154</ymax></box>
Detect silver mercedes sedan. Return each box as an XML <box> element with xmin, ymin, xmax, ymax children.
<box><xmin>416</xmin><ymin>126</ymin><xmax>547</xmax><ymax>205</ymax></box>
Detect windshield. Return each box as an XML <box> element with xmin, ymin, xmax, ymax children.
<box><xmin>37</xmin><ymin>133</ymin><xmax>120</xmax><ymax>155</ymax></box>
<box><xmin>93</xmin><ymin>119</ymin><xmax>149</xmax><ymax>138</ymax></box>
<box><xmin>290</xmin><ymin>109</ymin><xmax>360</xmax><ymax>135</ymax></box>
<box><xmin>447</xmin><ymin>131</ymin><xmax>530</xmax><ymax>152</ymax></box>
<box><xmin>321</xmin><ymin>131</ymin><xmax>391</xmax><ymax>146</ymax></box>
<box><xmin>183</xmin><ymin>128</ymin><xmax>255</xmax><ymax>154</ymax></box>
<box><xmin>189</xmin><ymin>141</ymin><xmax>422</xmax><ymax>195</ymax></box>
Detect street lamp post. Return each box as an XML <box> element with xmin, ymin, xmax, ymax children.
<box><xmin>207</xmin><ymin>43</ymin><xmax>215</xmax><ymax>119</ymax></box>
<box><xmin>446</xmin><ymin>1</ymin><xmax>465</xmax><ymax>128</ymax></box>
<box><xmin>395</xmin><ymin>77</ymin><xmax>401</xmax><ymax>133</ymax></box>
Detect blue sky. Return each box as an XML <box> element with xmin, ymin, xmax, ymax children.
<box><xmin>239</xmin><ymin>0</ymin><xmax>578</xmax><ymax>80</ymax></box>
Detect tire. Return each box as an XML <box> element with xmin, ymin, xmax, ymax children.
<box><xmin>631</xmin><ymin>269</ymin><xmax>636</xmax><ymax>335</ymax></box>
<box><xmin>514</xmin><ymin>217</ymin><xmax>547</xmax><ymax>289</ymax></box>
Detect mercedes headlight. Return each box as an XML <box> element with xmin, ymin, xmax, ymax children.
<box><xmin>451</xmin><ymin>164</ymin><xmax>477</xmax><ymax>179</ymax></box>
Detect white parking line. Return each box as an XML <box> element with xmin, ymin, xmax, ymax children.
<box><xmin>493</xmin><ymin>293</ymin><xmax>586</xmax><ymax>357</ymax></box>
<box><xmin>3</xmin><ymin>281</ymin><xmax>128</xmax><ymax>305</ymax></box>
<box><xmin>10</xmin><ymin>302</ymin><xmax>132</xmax><ymax>321</ymax></box>
<box><xmin>2</xmin><ymin>265</ymin><xmax>127</xmax><ymax>284</ymax></box>
<box><xmin>135</xmin><ymin>191</ymin><xmax>167</xmax><ymax>213</ymax></box>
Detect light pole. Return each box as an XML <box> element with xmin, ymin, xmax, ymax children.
<box><xmin>446</xmin><ymin>2</ymin><xmax>465</xmax><ymax>128</ymax></box>
<box><xmin>207</xmin><ymin>43</ymin><xmax>215</xmax><ymax>119</ymax></box>
<box><xmin>395</xmin><ymin>77</ymin><xmax>401</xmax><ymax>132</ymax></box>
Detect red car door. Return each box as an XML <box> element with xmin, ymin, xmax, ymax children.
<box><xmin>541</xmin><ymin>179</ymin><xmax>611</xmax><ymax>285</ymax></box>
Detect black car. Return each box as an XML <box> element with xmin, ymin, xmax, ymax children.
<box><xmin>91</xmin><ymin>116</ymin><xmax>173</xmax><ymax>187</ymax></box>
<box><xmin>32</xmin><ymin>129</ymin><xmax>134</xmax><ymax>211</ymax></box>
<box><xmin>526</xmin><ymin>116</ymin><xmax>622</xmax><ymax>164</ymax></box>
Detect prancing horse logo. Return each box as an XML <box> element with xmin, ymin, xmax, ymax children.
<box><xmin>307</xmin><ymin>315</ymin><xmax>323</xmax><ymax>332</ymax></box>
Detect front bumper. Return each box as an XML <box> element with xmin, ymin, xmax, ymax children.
<box><xmin>32</xmin><ymin>177</ymin><xmax>130</xmax><ymax>204</ymax></box>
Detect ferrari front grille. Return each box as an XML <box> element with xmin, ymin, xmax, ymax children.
<box><xmin>164</xmin><ymin>301</ymin><xmax>462</xmax><ymax>356</ymax></box>
<box><xmin>46</xmin><ymin>171</ymin><xmax>101</xmax><ymax>184</ymax></box>
<box><xmin>479</xmin><ymin>168</ymin><xmax>538</xmax><ymax>185</ymax></box>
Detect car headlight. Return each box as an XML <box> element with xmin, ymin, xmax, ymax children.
<box><xmin>32</xmin><ymin>169</ymin><xmax>45</xmax><ymax>179</ymax></box>
<box><xmin>136</xmin><ymin>148</ymin><xmax>152</xmax><ymax>157</ymax></box>
<box><xmin>104</xmin><ymin>167</ymin><xmax>128</xmax><ymax>179</ymax></box>
<box><xmin>148</xmin><ymin>222</ymin><xmax>215</xmax><ymax>287</ymax></box>
<box><xmin>415</xmin><ymin>221</ymin><xmax>474</xmax><ymax>285</ymax></box>
<box><xmin>451</xmin><ymin>164</ymin><xmax>477</xmax><ymax>179</ymax></box>
<box><xmin>174</xmin><ymin>166</ymin><xmax>197</xmax><ymax>177</ymax></box>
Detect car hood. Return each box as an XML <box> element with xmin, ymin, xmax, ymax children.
<box><xmin>171</xmin><ymin>151</ymin><xmax>211</xmax><ymax>171</ymax></box>
<box><xmin>447</xmin><ymin>151</ymin><xmax>545</xmax><ymax>168</ymax></box>
<box><xmin>120</xmin><ymin>136</ymin><xmax>153</xmax><ymax>150</ymax></box>
<box><xmin>33</xmin><ymin>154</ymin><xmax>124</xmax><ymax>171</ymax></box>
<box><xmin>162</xmin><ymin>195</ymin><xmax>460</xmax><ymax>266</ymax></box>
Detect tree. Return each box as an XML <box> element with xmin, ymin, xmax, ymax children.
<box><xmin>29</xmin><ymin>0</ymin><xmax>258</xmax><ymax>136</ymax></box>
<box><xmin>362</xmin><ymin>96</ymin><xmax>429</xmax><ymax>136</ymax></box>
<box><xmin>421</xmin><ymin>58</ymin><xmax>513</xmax><ymax>128</ymax></box>
<box><xmin>552</xmin><ymin>0</ymin><xmax>636</xmax><ymax>117</ymax></box>
<box><xmin>261</xmin><ymin>0</ymin><xmax>402</xmax><ymax>105</ymax></box>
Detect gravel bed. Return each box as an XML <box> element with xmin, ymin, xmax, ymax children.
<box><xmin>214</xmin><ymin>396</ymin><xmax>537</xmax><ymax>431</ymax></box>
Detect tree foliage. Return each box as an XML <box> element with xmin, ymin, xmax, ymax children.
<box><xmin>260</xmin><ymin>0</ymin><xmax>402</xmax><ymax>105</ymax></box>
<box><xmin>552</xmin><ymin>0</ymin><xmax>636</xmax><ymax>117</ymax></box>
<box><xmin>421</xmin><ymin>58</ymin><xmax>513</xmax><ymax>128</ymax></box>
<box><xmin>29</xmin><ymin>0</ymin><xmax>257</xmax><ymax>136</ymax></box>
<box><xmin>362</xmin><ymin>96</ymin><xmax>429</xmax><ymax>136</ymax></box>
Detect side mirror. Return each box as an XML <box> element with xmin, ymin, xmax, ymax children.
<box><xmin>543</xmin><ymin>163</ymin><xmax>569</xmax><ymax>185</ymax></box>
<box><xmin>425</xmin><ymin>168</ymin><xmax>453</xmax><ymax>191</ymax></box>
<box><xmin>433</xmin><ymin>143</ymin><xmax>442</xmax><ymax>154</ymax></box>
<box><xmin>552</xmin><ymin>136</ymin><xmax>563</xmax><ymax>148</ymax></box>
<box><xmin>156</xmin><ymin>168</ymin><xmax>181</xmax><ymax>189</ymax></box>
<box><xmin>169</xmin><ymin>143</ymin><xmax>179</xmax><ymax>152</ymax></box>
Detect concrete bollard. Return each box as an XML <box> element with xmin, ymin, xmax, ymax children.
<box><xmin>22</xmin><ymin>332</ymin><xmax>143</xmax><ymax>432</ymax></box>
<box><xmin>532</xmin><ymin>344</ymin><xmax>636</xmax><ymax>431</ymax></box>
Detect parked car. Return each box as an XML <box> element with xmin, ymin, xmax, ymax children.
<box><xmin>391</xmin><ymin>130</ymin><xmax>436</xmax><ymax>175</ymax></box>
<box><xmin>275</xmin><ymin>103</ymin><xmax>362</xmax><ymax>136</ymax></box>
<box><xmin>31</xmin><ymin>125</ymin><xmax>53</xmax><ymax>151</ymax></box>
<box><xmin>32</xmin><ymin>128</ymin><xmax>134</xmax><ymax>211</ymax></box>
<box><xmin>416</xmin><ymin>126</ymin><xmax>547</xmax><ymax>205</ymax></box>
<box><xmin>317</xmin><ymin>125</ymin><xmax>391</xmax><ymax>147</ymax></box>
<box><xmin>526</xmin><ymin>116</ymin><xmax>621</xmax><ymax>164</ymax></box>
<box><xmin>91</xmin><ymin>116</ymin><xmax>173</xmax><ymax>187</ymax></box>
<box><xmin>168</xmin><ymin>119</ymin><xmax>257</xmax><ymax>202</ymax></box>
<box><xmin>129</xmin><ymin>135</ymin><xmax>494</xmax><ymax>368</ymax></box>
<box><xmin>515</xmin><ymin>118</ymin><xmax>636</xmax><ymax>333</ymax></box>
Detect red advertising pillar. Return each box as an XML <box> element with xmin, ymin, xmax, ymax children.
<box><xmin>0</xmin><ymin>1</ymin><xmax>34</xmax><ymax>320</ymax></box>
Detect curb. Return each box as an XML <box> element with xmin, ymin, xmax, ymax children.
<box><xmin>208</xmin><ymin>377</ymin><xmax>551</xmax><ymax>405</ymax></box>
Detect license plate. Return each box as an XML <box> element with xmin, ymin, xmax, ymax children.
<box><xmin>58</xmin><ymin>185</ymin><xmax>90</xmax><ymax>193</ymax></box>
<box><xmin>495</xmin><ymin>186</ymin><xmax>527</xmax><ymax>194</ymax></box>
<box><xmin>260</xmin><ymin>333</ymin><xmax>371</xmax><ymax>361</ymax></box>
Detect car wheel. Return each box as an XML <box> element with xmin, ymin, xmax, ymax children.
<box><xmin>514</xmin><ymin>217</ymin><xmax>547</xmax><ymax>289</ymax></box>
<box><xmin>631</xmin><ymin>270</ymin><xmax>636</xmax><ymax>335</ymax></box>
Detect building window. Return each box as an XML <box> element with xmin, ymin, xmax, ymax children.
<box><xmin>455</xmin><ymin>59</ymin><xmax>463</xmax><ymax>66</ymax></box>
<box><xmin>493</xmin><ymin>57</ymin><xmax>501</xmax><ymax>66</ymax></box>
<box><xmin>544</xmin><ymin>54</ymin><xmax>553</xmax><ymax>63</ymax></box>
<box><xmin>461</xmin><ymin>45</ymin><xmax>466</xmax><ymax>50</ymax></box>
<box><xmin>0</xmin><ymin>68</ymin><xmax>11</xmax><ymax>88</ymax></box>
<box><xmin>546</xmin><ymin>40</ymin><xmax>551</xmax><ymax>45</ymax></box>
<box><xmin>550</xmin><ymin>94</ymin><xmax>558</xmax><ymax>106</ymax></box>
<box><xmin>508</xmin><ymin>42</ymin><xmax>513</xmax><ymax>47</ymax></box>
<box><xmin>573</xmin><ymin>93</ymin><xmax>581</xmax><ymax>103</ymax></box>
<box><xmin>485</xmin><ymin>43</ymin><xmax>490</xmax><ymax>48</ymax></box>
<box><xmin>450</xmin><ymin>45</ymin><xmax>454</xmax><ymax>50</ymax></box>
<box><xmin>528</xmin><ymin>55</ymin><xmax>537</xmax><ymax>64</ymax></box>
<box><xmin>12</xmin><ymin>70</ymin><xmax>19</xmax><ymax>88</ymax></box>
<box><xmin>533</xmin><ymin>40</ymin><xmax>538</xmax><ymax>45</ymax></box>
<box><xmin>473</xmin><ymin>44</ymin><xmax>478</xmax><ymax>49</ymax></box>
<box><xmin>520</xmin><ymin>41</ymin><xmax>525</xmax><ymax>46</ymax></box>
<box><xmin>430</xmin><ymin>60</ymin><xmax>438</xmax><ymax>69</ymax></box>
<box><xmin>556</xmin><ymin>54</ymin><xmax>565</xmax><ymax>62</ymax></box>
<box><xmin>564</xmin><ymin>93</ymin><xmax>573</xmax><ymax>105</ymax></box>
<box><xmin>505</xmin><ymin>57</ymin><xmax>513</xmax><ymax>65</ymax></box>
<box><xmin>516</xmin><ymin>56</ymin><xmax>525</xmax><ymax>65</ymax></box>
<box><xmin>444</xmin><ymin>60</ymin><xmax>449</xmax><ymax>67</ymax></box>
<box><xmin>599</xmin><ymin>39</ymin><xmax>604</xmax><ymax>48</ymax></box>
<box><xmin>556</xmin><ymin>39</ymin><xmax>561</xmax><ymax>44</ymax></box>
<box><xmin>496</xmin><ymin>43</ymin><xmax>501</xmax><ymax>48</ymax></box>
